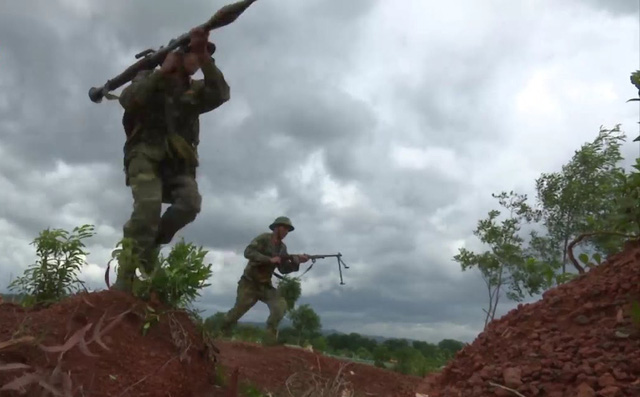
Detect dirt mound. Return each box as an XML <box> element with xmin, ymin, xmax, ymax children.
<box><xmin>417</xmin><ymin>243</ymin><xmax>640</xmax><ymax>397</ymax></box>
<box><xmin>0</xmin><ymin>290</ymin><xmax>221</xmax><ymax>397</ymax></box>
<box><xmin>217</xmin><ymin>340</ymin><xmax>422</xmax><ymax>396</ymax></box>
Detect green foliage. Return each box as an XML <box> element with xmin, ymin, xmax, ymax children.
<box><xmin>454</xmin><ymin>192</ymin><xmax>550</xmax><ymax>327</ymax></box>
<box><xmin>276</xmin><ymin>276</ymin><xmax>302</xmax><ymax>312</ymax></box>
<box><xmin>372</xmin><ymin>345</ymin><xmax>391</xmax><ymax>362</ymax></box>
<box><xmin>533</xmin><ymin>125</ymin><xmax>627</xmax><ymax>266</ymax></box>
<box><xmin>311</xmin><ymin>336</ymin><xmax>328</xmax><ymax>352</ymax></box>
<box><xmin>142</xmin><ymin>305</ymin><xmax>160</xmax><ymax>335</ymax></box>
<box><xmin>382</xmin><ymin>338</ymin><xmax>410</xmax><ymax>351</ymax></box>
<box><xmin>9</xmin><ymin>224</ymin><xmax>95</xmax><ymax>307</ymax></box>
<box><xmin>437</xmin><ymin>339</ymin><xmax>466</xmax><ymax>358</ymax></box>
<box><xmin>374</xmin><ymin>360</ymin><xmax>386</xmax><ymax>369</ymax></box>
<box><xmin>605</xmin><ymin>158</ymin><xmax>640</xmax><ymax>236</ymax></box>
<box><xmin>629</xmin><ymin>70</ymin><xmax>640</xmax><ymax>103</ymax></box>
<box><xmin>356</xmin><ymin>347</ymin><xmax>372</xmax><ymax>360</ymax></box>
<box><xmin>132</xmin><ymin>239</ymin><xmax>213</xmax><ymax>309</ymax></box>
<box><xmin>234</xmin><ymin>324</ymin><xmax>267</xmax><ymax>343</ymax></box>
<box><xmin>394</xmin><ymin>346</ymin><xmax>425</xmax><ymax>376</ymax></box>
<box><xmin>203</xmin><ymin>311</ymin><xmax>227</xmax><ymax>333</ymax></box>
<box><xmin>577</xmin><ymin>252</ymin><xmax>603</xmax><ymax>270</ymax></box>
<box><xmin>455</xmin><ymin>124</ymin><xmax>640</xmax><ymax>330</ymax></box>
<box><xmin>289</xmin><ymin>304</ymin><xmax>322</xmax><ymax>344</ymax></box>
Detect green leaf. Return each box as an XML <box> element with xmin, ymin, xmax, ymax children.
<box><xmin>578</xmin><ymin>253</ymin><xmax>589</xmax><ymax>264</ymax></box>
<box><xmin>593</xmin><ymin>253</ymin><xmax>602</xmax><ymax>264</ymax></box>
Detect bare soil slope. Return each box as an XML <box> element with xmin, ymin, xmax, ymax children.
<box><xmin>0</xmin><ymin>290</ymin><xmax>220</xmax><ymax>397</ymax></box>
<box><xmin>0</xmin><ymin>289</ymin><xmax>421</xmax><ymax>396</ymax></box>
<box><xmin>417</xmin><ymin>241</ymin><xmax>640</xmax><ymax>397</ymax></box>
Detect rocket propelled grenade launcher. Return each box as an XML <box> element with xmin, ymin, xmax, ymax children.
<box><xmin>88</xmin><ymin>0</ymin><xmax>259</xmax><ymax>103</ymax></box>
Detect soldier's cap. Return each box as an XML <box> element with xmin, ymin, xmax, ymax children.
<box><xmin>269</xmin><ymin>216</ymin><xmax>294</xmax><ymax>232</ymax></box>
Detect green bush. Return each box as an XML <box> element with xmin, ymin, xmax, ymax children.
<box><xmin>9</xmin><ymin>224</ymin><xmax>95</xmax><ymax>307</ymax></box>
<box><xmin>133</xmin><ymin>238</ymin><xmax>213</xmax><ymax>309</ymax></box>
<box><xmin>276</xmin><ymin>275</ymin><xmax>302</xmax><ymax>312</ymax></box>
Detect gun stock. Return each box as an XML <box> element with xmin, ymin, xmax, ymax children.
<box><xmin>88</xmin><ymin>0</ymin><xmax>258</xmax><ymax>103</ymax></box>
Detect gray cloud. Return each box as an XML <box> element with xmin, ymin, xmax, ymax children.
<box><xmin>1</xmin><ymin>0</ymin><xmax>638</xmax><ymax>345</ymax></box>
<box><xmin>576</xmin><ymin>0</ymin><xmax>639</xmax><ymax>16</ymax></box>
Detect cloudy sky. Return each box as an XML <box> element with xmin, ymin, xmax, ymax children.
<box><xmin>1</xmin><ymin>0</ymin><xmax>638</xmax><ymax>344</ymax></box>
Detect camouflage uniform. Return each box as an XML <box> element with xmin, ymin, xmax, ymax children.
<box><xmin>220</xmin><ymin>217</ymin><xmax>301</xmax><ymax>345</ymax></box>
<box><xmin>114</xmin><ymin>52</ymin><xmax>230</xmax><ymax>290</ymax></box>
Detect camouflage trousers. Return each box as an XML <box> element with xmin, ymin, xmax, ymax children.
<box><xmin>116</xmin><ymin>150</ymin><xmax>202</xmax><ymax>287</ymax></box>
<box><xmin>221</xmin><ymin>276</ymin><xmax>288</xmax><ymax>341</ymax></box>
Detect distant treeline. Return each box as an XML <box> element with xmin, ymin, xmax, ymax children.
<box><xmin>203</xmin><ymin>313</ymin><xmax>465</xmax><ymax>377</ymax></box>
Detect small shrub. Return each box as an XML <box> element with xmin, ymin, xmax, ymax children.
<box><xmin>8</xmin><ymin>224</ymin><xmax>95</xmax><ymax>306</ymax></box>
<box><xmin>134</xmin><ymin>238</ymin><xmax>213</xmax><ymax>309</ymax></box>
<box><xmin>276</xmin><ymin>276</ymin><xmax>302</xmax><ymax>312</ymax></box>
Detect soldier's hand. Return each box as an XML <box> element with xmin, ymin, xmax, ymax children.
<box><xmin>189</xmin><ymin>27</ymin><xmax>209</xmax><ymax>55</ymax></box>
<box><xmin>269</xmin><ymin>256</ymin><xmax>281</xmax><ymax>264</ymax></box>
<box><xmin>160</xmin><ymin>52</ymin><xmax>181</xmax><ymax>75</ymax></box>
<box><xmin>298</xmin><ymin>254</ymin><xmax>310</xmax><ymax>263</ymax></box>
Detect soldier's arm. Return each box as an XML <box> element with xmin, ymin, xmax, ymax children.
<box><xmin>278</xmin><ymin>244</ymin><xmax>300</xmax><ymax>273</ymax></box>
<box><xmin>118</xmin><ymin>70</ymin><xmax>166</xmax><ymax>111</ymax></box>
<box><xmin>243</xmin><ymin>235</ymin><xmax>272</xmax><ymax>264</ymax></box>
<box><xmin>194</xmin><ymin>57</ymin><xmax>231</xmax><ymax>113</ymax></box>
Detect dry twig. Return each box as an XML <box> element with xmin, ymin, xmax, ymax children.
<box><xmin>488</xmin><ymin>381</ymin><xmax>527</xmax><ymax>397</ymax></box>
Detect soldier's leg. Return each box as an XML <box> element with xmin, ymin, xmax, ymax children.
<box><xmin>220</xmin><ymin>278</ymin><xmax>259</xmax><ymax>336</ymax></box>
<box><xmin>115</xmin><ymin>153</ymin><xmax>163</xmax><ymax>290</ymax></box>
<box><xmin>155</xmin><ymin>174</ymin><xmax>202</xmax><ymax>245</ymax></box>
<box><xmin>261</xmin><ymin>285</ymin><xmax>288</xmax><ymax>346</ymax></box>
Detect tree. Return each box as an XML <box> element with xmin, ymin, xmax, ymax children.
<box><xmin>373</xmin><ymin>345</ymin><xmax>391</xmax><ymax>363</ymax></box>
<box><xmin>437</xmin><ymin>339</ymin><xmax>465</xmax><ymax>358</ymax></box>
<box><xmin>532</xmin><ymin>126</ymin><xmax>626</xmax><ymax>272</ymax></box>
<box><xmin>454</xmin><ymin>192</ymin><xmax>550</xmax><ymax>328</ymax></box>
<box><xmin>288</xmin><ymin>304</ymin><xmax>321</xmax><ymax>344</ymax></box>
<box><xmin>356</xmin><ymin>347</ymin><xmax>373</xmax><ymax>360</ymax></box>
<box><xmin>382</xmin><ymin>338</ymin><xmax>409</xmax><ymax>352</ymax></box>
<box><xmin>311</xmin><ymin>336</ymin><xmax>328</xmax><ymax>352</ymax></box>
<box><xmin>394</xmin><ymin>347</ymin><xmax>426</xmax><ymax>376</ymax></box>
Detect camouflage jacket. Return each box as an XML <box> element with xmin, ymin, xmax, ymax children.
<box><xmin>242</xmin><ymin>232</ymin><xmax>300</xmax><ymax>284</ymax></box>
<box><xmin>118</xmin><ymin>57</ymin><xmax>230</xmax><ymax>177</ymax></box>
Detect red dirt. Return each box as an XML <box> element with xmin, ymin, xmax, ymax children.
<box><xmin>417</xmin><ymin>241</ymin><xmax>640</xmax><ymax>397</ymax></box>
<box><xmin>216</xmin><ymin>340</ymin><xmax>422</xmax><ymax>396</ymax></box>
<box><xmin>0</xmin><ymin>290</ymin><xmax>220</xmax><ymax>397</ymax></box>
<box><xmin>0</xmin><ymin>289</ymin><xmax>421</xmax><ymax>397</ymax></box>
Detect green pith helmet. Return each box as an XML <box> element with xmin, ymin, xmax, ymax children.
<box><xmin>269</xmin><ymin>216</ymin><xmax>294</xmax><ymax>232</ymax></box>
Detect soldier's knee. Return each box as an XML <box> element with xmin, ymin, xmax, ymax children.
<box><xmin>183</xmin><ymin>191</ymin><xmax>202</xmax><ymax>218</ymax></box>
<box><xmin>174</xmin><ymin>177</ymin><xmax>202</xmax><ymax>217</ymax></box>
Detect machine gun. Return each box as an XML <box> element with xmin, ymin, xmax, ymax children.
<box><xmin>275</xmin><ymin>253</ymin><xmax>350</xmax><ymax>285</ymax></box>
<box><xmin>88</xmin><ymin>0</ymin><xmax>259</xmax><ymax>103</ymax></box>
